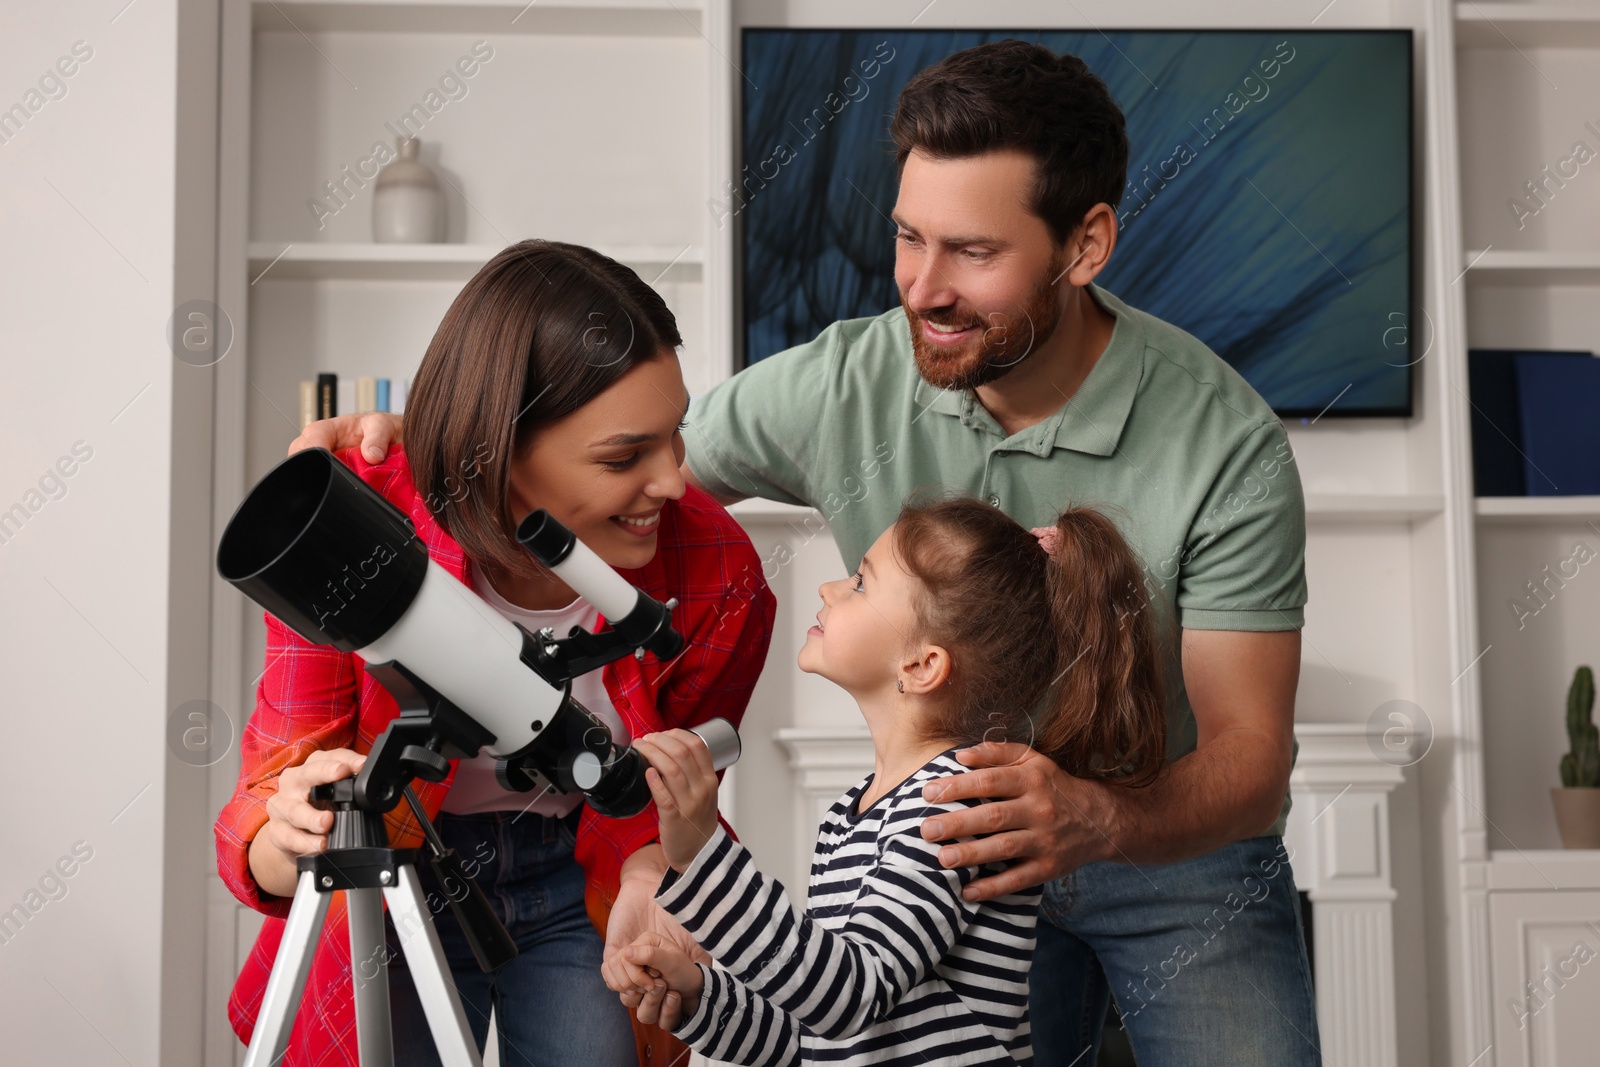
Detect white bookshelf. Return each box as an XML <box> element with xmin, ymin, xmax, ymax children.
<box><xmin>1448</xmin><ymin>2</ymin><xmax>1600</xmax><ymax>1065</ymax></box>
<box><xmin>208</xmin><ymin>1</ymin><xmax>729</xmax><ymax>1062</ymax></box>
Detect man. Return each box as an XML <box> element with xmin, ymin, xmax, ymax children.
<box><xmin>297</xmin><ymin>39</ymin><xmax>1318</xmax><ymax>1066</ymax></box>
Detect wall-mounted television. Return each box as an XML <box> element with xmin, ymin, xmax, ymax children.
<box><xmin>737</xmin><ymin>28</ymin><xmax>1414</xmax><ymax>418</ymax></box>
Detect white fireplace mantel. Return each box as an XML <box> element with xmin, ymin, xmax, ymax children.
<box><xmin>775</xmin><ymin>723</ymin><xmax>1412</xmax><ymax>1067</ymax></box>
<box><xmin>1283</xmin><ymin>724</ymin><xmax>1412</xmax><ymax>1067</ymax></box>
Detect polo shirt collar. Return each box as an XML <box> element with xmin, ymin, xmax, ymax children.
<box><xmin>910</xmin><ymin>280</ymin><xmax>1144</xmax><ymax>458</ymax></box>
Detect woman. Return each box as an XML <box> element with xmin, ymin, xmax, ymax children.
<box><xmin>214</xmin><ymin>239</ymin><xmax>777</xmax><ymax>1066</ymax></box>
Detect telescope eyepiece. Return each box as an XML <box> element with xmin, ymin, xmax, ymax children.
<box><xmin>516</xmin><ymin>509</ymin><xmax>575</xmax><ymax>567</ymax></box>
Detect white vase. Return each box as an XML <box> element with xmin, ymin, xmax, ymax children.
<box><xmin>373</xmin><ymin>137</ymin><xmax>443</xmax><ymax>243</ymax></box>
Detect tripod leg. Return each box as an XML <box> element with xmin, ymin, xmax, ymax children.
<box><xmin>348</xmin><ymin>886</ymin><xmax>396</xmax><ymax>1067</ymax></box>
<box><xmin>386</xmin><ymin>864</ymin><xmax>484</xmax><ymax>1067</ymax></box>
<box><xmin>243</xmin><ymin>870</ymin><xmax>333</xmax><ymax>1067</ymax></box>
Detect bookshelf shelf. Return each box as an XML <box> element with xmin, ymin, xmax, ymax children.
<box><xmin>1462</xmin><ymin>249</ymin><xmax>1600</xmax><ymax>284</ymax></box>
<box><xmin>250</xmin><ymin>0</ymin><xmax>704</xmax><ymax>37</ymax></box>
<box><xmin>1454</xmin><ymin>4</ymin><xmax>1600</xmax><ymax>48</ymax></box>
<box><xmin>1475</xmin><ymin>495</ymin><xmax>1600</xmax><ymax>523</ymax></box>
<box><xmin>1303</xmin><ymin>493</ymin><xmax>1446</xmax><ymax>522</ymax></box>
<box><xmin>246</xmin><ymin>241</ymin><xmax>703</xmax><ymax>282</ymax></box>
<box><xmin>727</xmin><ymin>498</ymin><xmax>817</xmax><ymax>523</ymax></box>
<box><xmin>1487</xmin><ymin>848</ymin><xmax>1600</xmax><ymax>891</ymax></box>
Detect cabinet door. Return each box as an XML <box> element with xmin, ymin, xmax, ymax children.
<box><xmin>1489</xmin><ymin>890</ymin><xmax>1600</xmax><ymax>1067</ymax></box>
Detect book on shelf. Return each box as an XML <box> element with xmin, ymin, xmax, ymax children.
<box><xmin>1514</xmin><ymin>352</ymin><xmax>1600</xmax><ymax>497</ymax></box>
<box><xmin>298</xmin><ymin>373</ymin><xmax>411</xmax><ymax>426</ymax></box>
<box><xmin>1467</xmin><ymin>349</ymin><xmax>1592</xmax><ymax>496</ymax></box>
<box><xmin>298</xmin><ymin>381</ymin><xmax>316</xmax><ymax>430</ymax></box>
<box><xmin>316</xmin><ymin>373</ymin><xmax>337</xmax><ymax>420</ymax></box>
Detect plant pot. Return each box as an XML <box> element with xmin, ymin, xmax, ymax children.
<box><xmin>1550</xmin><ymin>787</ymin><xmax>1600</xmax><ymax>848</ymax></box>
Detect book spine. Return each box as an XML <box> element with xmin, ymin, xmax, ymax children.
<box><xmin>393</xmin><ymin>378</ymin><xmax>409</xmax><ymax>414</ymax></box>
<box><xmin>337</xmin><ymin>379</ymin><xmax>355</xmax><ymax>418</ymax></box>
<box><xmin>299</xmin><ymin>380</ymin><xmax>316</xmax><ymax>430</ymax></box>
<box><xmin>356</xmin><ymin>376</ymin><xmax>377</xmax><ymax>413</ymax></box>
<box><xmin>317</xmin><ymin>373</ymin><xmax>337</xmax><ymax>419</ymax></box>
<box><xmin>376</xmin><ymin>378</ymin><xmax>390</xmax><ymax>413</ymax></box>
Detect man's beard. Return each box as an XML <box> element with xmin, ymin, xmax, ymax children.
<box><xmin>901</xmin><ymin>252</ymin><xmax>1064</xmax><ymax>391</ymax></box>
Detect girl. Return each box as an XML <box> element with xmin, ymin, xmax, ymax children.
<box><xmin>214</xmin><ymin>239</ymin><xmax>777</xmax><ymax>1066</ymax></box>
<box><xmin>605</xmin><ymin>495</ymin><xmax>1168</xmax><ymax>1066</ymax></box>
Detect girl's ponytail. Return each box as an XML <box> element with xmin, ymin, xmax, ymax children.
<box><xmin>893</xmin><ymin>495</ymin><xmax>1166</xmax><ymax>787</ymax></box>
<box><xmin>1036</xmin><ymin>508</ymin><xmax>1167</xmax><ymax>786</ymax></box>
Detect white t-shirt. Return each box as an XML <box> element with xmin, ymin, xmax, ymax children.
<box><xmin>439</xmin><ymin>566</ymin><xmax>630</xmax><ymax>816</ymax></box>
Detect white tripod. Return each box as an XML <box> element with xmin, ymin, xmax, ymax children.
<box><xmin>243</xmin><ymin>781</ymin><xmax>507</xmax><ymax>1067</ymax></box>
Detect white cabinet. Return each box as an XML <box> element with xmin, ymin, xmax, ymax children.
<box><xmin>1489</xmin><ymin>886</ymin><xmax>1600</xmax><ymax>1067</ymax></box>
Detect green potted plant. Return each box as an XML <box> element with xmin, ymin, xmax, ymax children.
<box><xmin>1552</xmin><ymin>665</ymin><xmax>1600</xmax><ymax>848</ymax></box>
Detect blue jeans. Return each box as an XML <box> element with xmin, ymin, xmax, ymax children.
<box><xmin>383</xmin><ymin>808</ymin><xmax>636</xmax><ymax>1067</ymax></box>
<box><xmin>1030</xmin><ymin>835</ymin><xmax>1321</xmax><ymax>1067</ymax></box>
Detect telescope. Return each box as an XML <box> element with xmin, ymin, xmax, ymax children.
<box><xmin>217</xmin><ymin>447</ymin><xmax>740</xmax><ymax>1067</ymax></box>
<box><xmin>217</xmin><ymin>446</ymin><xmax>738</xmax><ymax>819</ymax></box>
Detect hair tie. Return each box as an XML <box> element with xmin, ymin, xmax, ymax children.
<box><xmin>1031</xmin><ymin>525</ymin><xmax>1062</xmax><ymax>560</ymax></box>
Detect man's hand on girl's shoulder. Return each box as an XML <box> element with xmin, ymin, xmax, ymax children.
<box><xmin>918</xmin><ymin>741</ymin><xmax>1121</xmax><ymax>901</ymax></box>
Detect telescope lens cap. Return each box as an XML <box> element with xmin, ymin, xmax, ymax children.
<box><xmin>571</xmin><ymin>751</ymin><xmax>603</xmax><ymax>791</ymax></box>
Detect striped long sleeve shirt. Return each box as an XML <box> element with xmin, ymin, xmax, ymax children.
<box><xmin>656</xmin><ymin>748</ymin><xmax>1040</xmax><ymax>1066</ymax></box>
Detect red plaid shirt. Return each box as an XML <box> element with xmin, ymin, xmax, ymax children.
<box><xmin>213</xmin><ymin>446</ymin><xmax>776</xmax><ymax>1064</ymax></box>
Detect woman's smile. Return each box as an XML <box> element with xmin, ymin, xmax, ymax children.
<box><xmin>612</xmin><ymin>509</ymin><xmax>663</xmax><ymax>536</ymax></box>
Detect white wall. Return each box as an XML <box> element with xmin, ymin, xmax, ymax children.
<box><xmin>0</xmin><ymin>1</ymin><xmax>215</xmax><ymax>1064</ymax></box>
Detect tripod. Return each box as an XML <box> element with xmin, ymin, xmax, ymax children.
<box><xmin>237</xmin><ymin>630</ymin><xmax>673</xmax><ymax>1066</ymax></box>
<box><xmin>243</xmin><ymin>779</ymin><xmax>513</xmax><ymax>1067</ymax></box>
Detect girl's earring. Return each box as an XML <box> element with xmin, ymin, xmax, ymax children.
<box><xmin>896</xmin><ymin>678</ymin><xmax>905</xmax><ymax>693</ymax></box>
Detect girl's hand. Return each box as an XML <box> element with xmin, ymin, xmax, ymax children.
<box><xmin>632</xmin><ymin>730</ymin><xmax>720</xmax><ymax>872</ymax></box>
<box><xmin>603</xmin><ymin>931</ymin><xmax>703</xmax><ymax>1025</ymax></box>
<box><xmin>634</xmin><ymin>984</ymin><xmax>689</xmax><ymax>1030</ymax></box>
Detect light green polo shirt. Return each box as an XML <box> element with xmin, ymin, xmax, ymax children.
<box><xmin>684</xmin><ymin>280</ymin><xmax>1308</xmax><ymax>836</ymax></box>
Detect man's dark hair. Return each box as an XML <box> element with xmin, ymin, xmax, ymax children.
<box><xmin>890</xmin><ymin>39</ymin><xmax>1129</xmax><ymax>244</ymax></box>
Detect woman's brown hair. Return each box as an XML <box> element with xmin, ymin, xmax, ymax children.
<box><xmin>893</xmin><ymin>495</ymin><xmax>1167</xmax><ymax>786</ymax></box>
<box><xmin>404</xmin><ymin>239</ymin><xmax>682</xmax><ymax>580</ymax></box>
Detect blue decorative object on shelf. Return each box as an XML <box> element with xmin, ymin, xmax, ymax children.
<box><xmin>1514</xmin><ymin>352</ymin><xmax>1600</xmax><ymax>496</ymax></box>
<box><xmin>1467</xmin><ymin>349</ymin><xmax>1592</xmax><ymax>497</ymax></box>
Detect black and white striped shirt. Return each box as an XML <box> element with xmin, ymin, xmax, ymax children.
<box><xmin>656</xmin><ymin>748</ymin><xmax>1039</xmax><ymax>1066</ymax></box>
